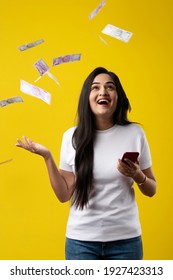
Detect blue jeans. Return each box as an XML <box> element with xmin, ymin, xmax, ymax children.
<box><xmin>65</xmin><ymin>236</ymin><xmax>143</xmax><ymax>260</ymax></box>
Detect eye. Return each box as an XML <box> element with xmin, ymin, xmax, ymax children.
<box><xmin>106</xmin><ymin>84</ymin><xmax>116</xmax><ymax>90</ymax></box>
<box><xmin>91</xmin><ymin>85</ymin><xmax>100</xmax><ymax>91</ymax></box>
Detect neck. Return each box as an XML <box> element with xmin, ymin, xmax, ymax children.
<box><xmin>94</xmin><ymin>117</ymin><xmax>114</xmax><ymax>130</ymax></box>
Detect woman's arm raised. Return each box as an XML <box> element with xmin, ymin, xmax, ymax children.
<box><xmin>16</xmin><ymin>136</ymin><xmax>75</xmax><ymax>202</ymax></box>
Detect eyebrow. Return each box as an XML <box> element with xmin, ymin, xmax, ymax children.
<box><xmin>91</xmin><ymin>81</ymin><xmax>115</xmax><ymax>85</ymax></box>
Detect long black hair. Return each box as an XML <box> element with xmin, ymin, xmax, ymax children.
<box><xmin>72</xmin><ymin>67</ymin><xmax>132</xmax><ymax>209</ymax></box>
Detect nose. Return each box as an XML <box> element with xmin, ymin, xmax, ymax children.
<box><xmin>99</xmin><ymin>87</ymin><xmax>108</xmax><ymax>96</ymax></box>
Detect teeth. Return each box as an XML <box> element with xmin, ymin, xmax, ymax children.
<box><xmin>97</xmin><ymin>99</ymin><xmax>109</xmax><ymax>104</ymax></box>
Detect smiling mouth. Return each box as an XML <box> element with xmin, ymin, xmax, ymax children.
<box><xmin>97</xmin><ymin>99</ymin><xmax>110</xmax><ymax>105</ymax></box>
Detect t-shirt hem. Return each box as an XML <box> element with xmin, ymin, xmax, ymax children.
<box><xmin>66</xmin><ymin>230</ymin><xmax>142</xmax><ymax>242</ymax></box>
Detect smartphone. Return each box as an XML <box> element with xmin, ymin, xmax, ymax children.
<box><xmin>122</xmin><ymin>152</ymin><xmax>139</xmax><ymax>164</ymax></box>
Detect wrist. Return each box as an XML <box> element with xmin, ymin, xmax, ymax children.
<box><xmin>136</xmin><ymin>175</ymin><xmax>147</xmax><ymax>186</ymax></box>
<box><xmin>133</xmin><ymin>171</ymin><xmax>147</xmax><ymax>185</ymax></box>
<box><xmin>43</xmin><ymin>150</ymin><xmax>51</xmax><ymax>160</ymax></box>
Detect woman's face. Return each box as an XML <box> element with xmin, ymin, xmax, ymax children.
<box><xmin>89</xmin><ymin>73</ymin><xmax>118</xmax><ymax>122</ymax></box>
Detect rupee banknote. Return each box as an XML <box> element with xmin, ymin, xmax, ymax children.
<box><xmin>18</xmin><ymin>38</ymin><xmax>44</xmax><ymax>51</ymax></box>
<box><xmin>34</xmin><ymin>58</ymin><xmax>49</xmax><ymax>76</ymax></box>
<box><xmin>33</xmin><ymin>58</ymin><xmax>60</xmax><ymax>85</ymax></box>
<box><xmin>102</xmin><ymin>24</ymin><xmax>133</xmax><ymax>43</ymax></box>
<box><xmin>53</xmin><ymin>53</ymin><xmax>81</xmax><ymax>66</ymax></box>
<box><xmin>20</xmin><ymin>80</ymin><xmax>51</xmax><ymax>105</ymax></box>
<box><xmin>0</xmin><ymin>96</ymin><xmax>23</xmax><ymax>107</ymax></box>
<box><xmin>89</xmin><ymin>0</ymin><xmax>106</xmax><ymax>20</ymax></box>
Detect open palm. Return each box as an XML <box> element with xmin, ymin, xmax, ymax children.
<box><xmin>16</xmin><ymin>136</ymin><xmax>50</xmax><ymax>159</ymax></box>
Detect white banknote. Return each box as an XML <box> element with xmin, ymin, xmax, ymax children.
<box><xmin>20</xmin><ymin>80</ymin><xmax>51</xmax><ymax>104</ymax></box>
<box><xmin>0</xmin><ymin>96</ymin><xmax>23</xmax><ymax>107</ymax></box>
<box><xmin>89</xmin><ymin>0</ymin><xmax>106</xmax><ymax>20</ymax></box>
<box><xmin>53</xmin><ymin>53</ymin><xmax>81</xmax><ymax>66</ymax></box>
<box><xmin>102</xmin><ymin>24</ymin><xmax>133</xmax><ymax>43</ymax></box>
<box><xmin>18</xmin><ymin>38</ymin><xmax>44</xmax><ymax>51</ymax></box>
<box><xmin>34</xmin><ymin>58</ymin><xmax>49</xmax><ymax>76</ymax></box>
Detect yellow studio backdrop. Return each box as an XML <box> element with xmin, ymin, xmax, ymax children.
<box><xmin>0</xmin><ymin>0</ymin><xmax>172</xmax><ymax>260</ymax></box>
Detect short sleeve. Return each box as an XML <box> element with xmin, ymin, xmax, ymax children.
<box><xmin>59</xmin><ymin>127</ymin><xmax>76</xmax><ymax>172</ymax></box>
<box><xmin>138</xmin><ymin>129</ymin><xmax>152</xmax><ymax>170</ymax></box>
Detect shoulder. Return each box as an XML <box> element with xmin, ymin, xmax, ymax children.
<box><xmin>62</xmin><ymin>126</ymin><xmax>77</xmax><ymax>140</ymax></box>
<box><xmin>115</xmin><ymin>123</ymin><xmax>147</xmax><ymax>141</ymax></box>
<box><xmin>122</xmin><ymin>123</ymin><xmax>145</xmax><ymax>135</ymax></box>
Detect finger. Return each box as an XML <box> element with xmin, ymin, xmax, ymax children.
<box><xmin>118</xmin><ymin>162</ymin><xmax>135</xmax><ymax>178</ymax></box>
<box><xmin>117</xmin><ymin>166</ymin><xmax>131</xmax><ymax>177</ymax></box>
<box><xmin>16</xmin><ymin>136</ymin><xmax>30</xmax><ymax>150</ymax></box>
<box><xmin>27</xmin><ymin>138</ymin><xmax>34</xmax><ymax>147</ymax></box>
<box><xmin>22</xmin><ymin>135</ymin><xmax>30</xmax><ymax>146</ymax></box>
<box><xmin>22</xmin><ymin>136</ymin><xmax>35</xmax><ymax>151</ymax></box>
<box><xmin>118</xmin><ymin>158</ymin><xmax>128</xmax><ymax>167</ymax></box>
<box><xmin>117</xmin><ymin>161</ymin><xmax>128</xmax><ymax>173</ymax></box>
<box><xmin>27</xmin><ymin>139</ymin><xmax>37</xmax><ymax>153</ymax></box>
<box><xmin>123</xmin><ymin>158</ymin><xmax>135</xmax><ymax>168</ymax></box>
<box><xmin>15</xmin><ymin>138</ymin><xmax>25</xmax><ymax>148</ymax></box>
<box><xmin>121</xmin><ymin>160</ymin><xmax>132</xmax><ymax>172</ymax></box>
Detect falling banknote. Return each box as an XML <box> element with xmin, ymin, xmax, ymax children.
<box><xmin>0</xmin><ymin>158</ymin><xmax>13</xmax><ymax>165</ymax></box>
<box><xmin>102</xmin><ymin>24</ymin><xmax>133</xmax><ymax>43</ymax></box>
<box><xmin>0</xmin><ymin>96</ymin><xmax>23</xmax><ymax>107</ymax></box>
<box><xmin>34</xmin><ymin>58</ymin><xmax>49</xmax><ymax>76</ymax></box>
<box><xmin>20</xmin><ymin>80</ymin><xmax>51</xmax><ymax>104</ymax></box>
<box><xmin>89</xmin><ymin>0</ymin><xmax>106</xmax><ymax>20</ymax></box>
<box><xmin>34</xmin><ymin>58</ymin><xmax>49</xmax><ymax>82</ymax></box>
<box><xmin>53</xmin><ymin>53</ymin><xmax>81</xmax><ymax>66</ymax></box>
<box><xmin>18</xmin><ymin>38</ymin><xmax>44</xmax><ymax>51</ymax></box>
<box><xmin>34</xmin><ymin>58</ymin><xmax>60</xmax><ymax>85</ymax></box>
<box><xmin>97</xmin><ymin>34</ymin><xmax>109</xmax><ymax>45</ymax></box>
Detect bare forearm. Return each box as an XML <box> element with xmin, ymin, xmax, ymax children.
<box><xmin>138</xmin><ymin>177</ymin><xmax>156</xmax><ymax>197</ymax></box>
<box><xmin>15</xmin><ymin>136</ymin><xmax>73</xmax><ymax>202</ymax></box>
<box><xmin>44</xmin><ymin>153</ymin><xmax>71</xmax><ymax>202</ymax></box>
<box><xmin>133</xmin><ymin>170</ymin><xmax>156</xmax><ymax>197</ymax></box>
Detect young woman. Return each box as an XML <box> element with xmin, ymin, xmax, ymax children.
<box><xmin>16</xmin><ymin>67</ymin><xmax>156</xmax><ymax>260</ymax></box>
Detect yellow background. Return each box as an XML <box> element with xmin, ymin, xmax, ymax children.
<box><xmin>0</xmin><ymin>0</ymin><xmax>172</xmax><ymax>260</ymax></box>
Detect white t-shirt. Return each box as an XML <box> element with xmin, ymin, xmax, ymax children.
<box><xmin>59</xmin><ymin>124</ymin><xmax>152</xmax><ymax>242</ymax></box>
